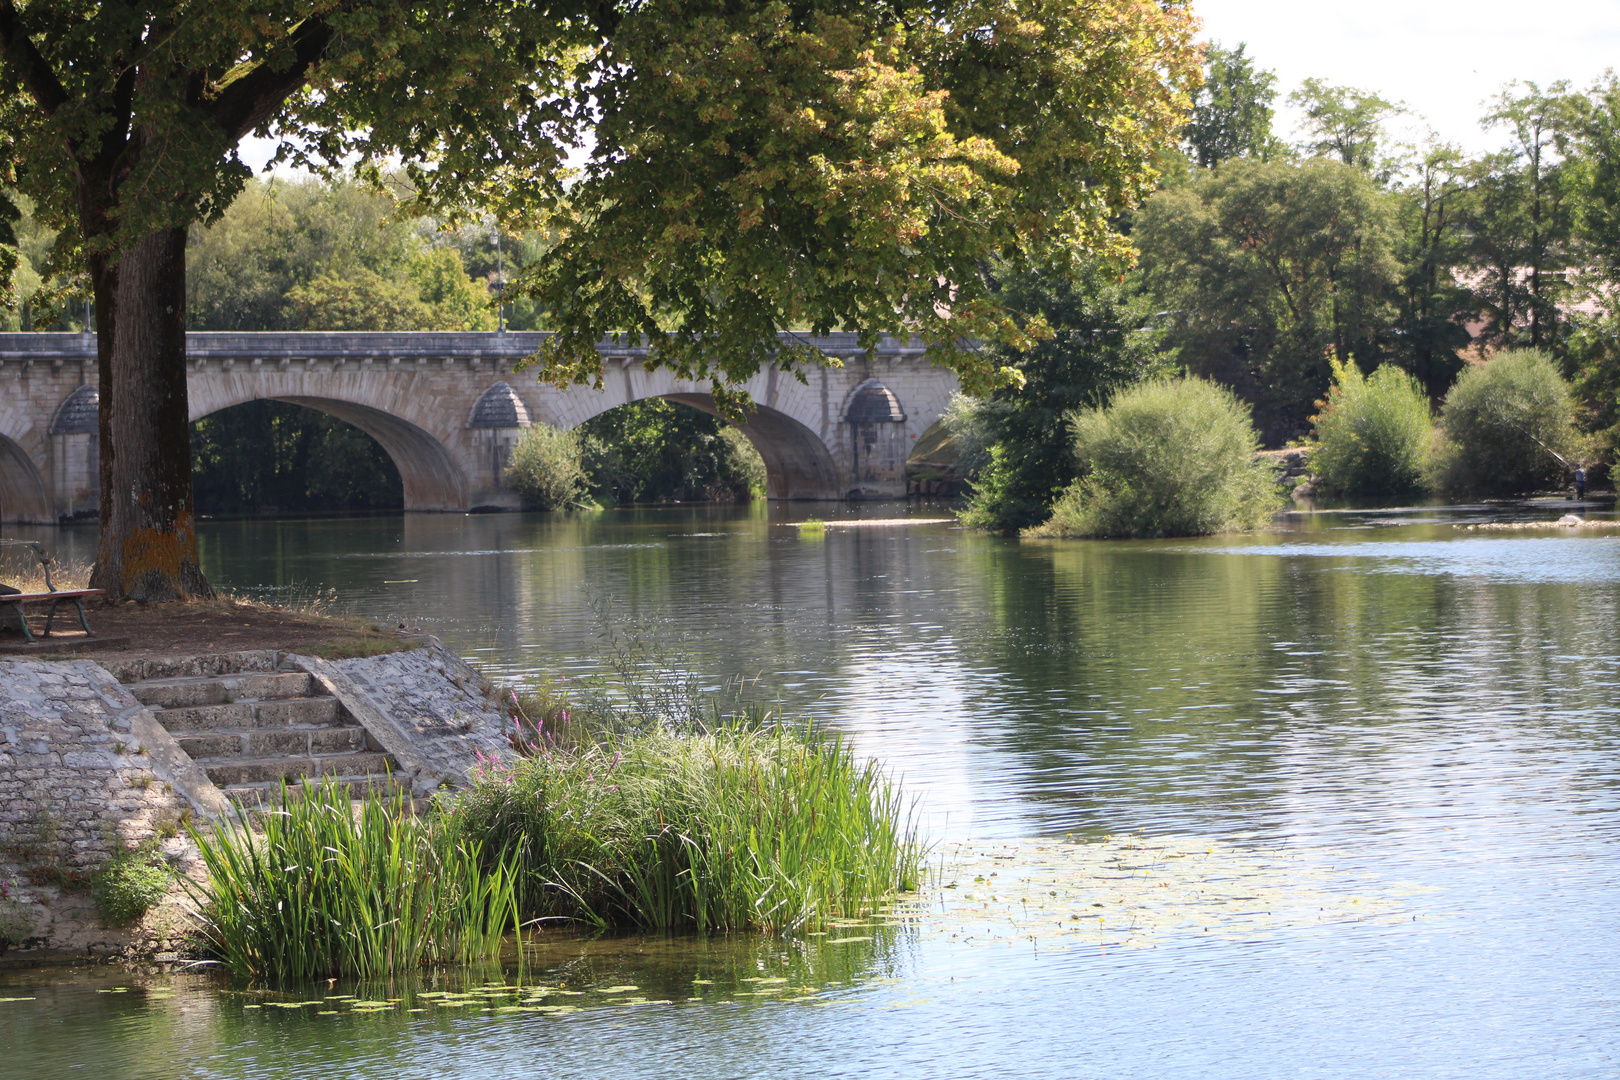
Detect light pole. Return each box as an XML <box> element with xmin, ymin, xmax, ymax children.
<box><xmin>492</xmin><ymin>227</ymin><xmax>505</xmax><ymax>334</ymax></box>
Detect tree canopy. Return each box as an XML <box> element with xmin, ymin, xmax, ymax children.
<box><xmin>0</xmin><ymin>0</ymin><xmax>1200</xmax><ymax>600</ymax></box>
<box><xmin>1181</xmin><ymin>42</ymin><xmax>1281</xmax><ymax>169</ymax></box>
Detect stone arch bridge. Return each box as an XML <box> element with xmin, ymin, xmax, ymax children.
<box><xmin>0</xmin><ymin>331</ymin><xmax>960</xmax><ymax>523</ymax></box>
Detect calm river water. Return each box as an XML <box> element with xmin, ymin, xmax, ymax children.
<box><xmin>3</xmin><ymin>501</ymin><xmax>1618</xmax><ymax>1079</ymax></box>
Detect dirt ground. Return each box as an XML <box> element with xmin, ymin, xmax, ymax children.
<box><xmin>0</xmin><ymin>596</ymin><xmax>419</xmax><ymax>662</ymax></box>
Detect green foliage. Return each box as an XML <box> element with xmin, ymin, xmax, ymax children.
<box><xmin>1288</xmin><ymin>78</ymin><xmax>1405</xmax><ymax>176</ymax></box>
<box><xmin>188</xmin><ymin>178</ymin><xmax>496</xmax><ymax>332</ymax></box>
<box><xmin>1565</xmin><ymin>310</ymin><xmax>1620</xmax><ymax>457</ymax></box>
<box><xmin>1461</xmin><ymin>83</ymin><xmax>1581</xmax><ymax>352</ymax></box>
<box><xmin>1309</xmin><ymin>358</ymin><xmax>1433</xmax><ymax>497</ymax></box>
<box><xmin>91</xmin><ymin>843</ymin><xmax>171</xmax><ymax>927</ymax></box>
<box><xmin>518</xmin><ymin>2</ymin><xmax>1201</xmax><ymax>404</ymax></box>
<box><xmin>1136</xmin><ymin>157</ymin><xmax>1399</xmax><ymax>440</ymax></box>
<box><xmin>190</xmin><ymin>401</ymin><xmax>402</xmax><ymax>515</ymax></box>
<box><xmin>445</xmin><ymin>723</ymin><xmax>922</xmax><ymax>935</ymax></box>
<box><xmin>187</xmin><ymin>780</ymin><xmax>520</xmax><ymax>980</ymax></box>
<box><xmin>3</xmin><ymin>0</ymin><xmax>1198</xmax><ymax>401</ymax></box>
<box><xmin>1390</xmin><ymin>141</ymin><xmax>1473</xmax><ymax>399</ymax></box>
<box><xmin>0</xmin><ymin>874</ymin><xmax>33</xmax><ymax>949</ymax></box>
<box><xmin>1030</xmin><ymin>378</ymin><xmax>1282</xmax><ymax>538</ymax></box>
<box><xmin>581</xmin><ymin>400</ymin><xmax>766</xmax><ymax>505</ymax></box>
<box><xmin>507</xmin><ymin>423</ymin><xmax>589</xmax><ymax>511</ymax></box>
<box><xmin>1183</xmin><ymin>42</ymin><xmax>1284</xmax><ymax>169</ymax></box>
<box><xmin>1431</xmin><ymin>349</ymin><xmax>1583</xmax><ymax>495</ymax></box>
<box><xmin>953</xmin><ymin>261</ymin><xmax>1173</xmax><ymax>534</ymax></box>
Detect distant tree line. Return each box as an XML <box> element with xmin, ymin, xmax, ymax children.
<box><xmin>954</xmin><ymin>45</ymin><xmax>1620</xmax><ymax>533</ymax></box>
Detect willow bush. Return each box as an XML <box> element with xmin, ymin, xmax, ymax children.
<box><xmin>1430</xmin><ymin>349</ymin><xmax>1583</xmax><ymax>496</ymax></box>
<box><xmin>1029</xmin><ymin>377</ymin><xmax>1282</xmax><ymax>538</ymax></box>
<box><xmin>1309</xmin><ymin>358</ymin><xmax>1433</xmax><ymax>497</ymax></box>
<box><xmin>444</xmin><ymin>723</ymin><xmax>923</xmax><ymax>935</ymax></box>
<box><xmin>187</xmin><ymin>780</ymin><xmax>520</xmax><ymax>980</ymax></box>
<box><xmin>506</xmin><ymin>423</ymin><xmax>589</xmax><ymax>510</ymax></box>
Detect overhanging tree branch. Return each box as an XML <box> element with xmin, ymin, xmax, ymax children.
<box><xmin>207</xmin><ymin>17</ymin><xmax>334</xmax><ymax>143</ymax></box>
<box><xmin>0</xmin><ymin>0</ymin><xmax>70</xmax><ymax>114</ymax></box>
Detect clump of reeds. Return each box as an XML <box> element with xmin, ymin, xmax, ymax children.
<box><xmin>444</xmin><ymin>721</ymin><xmax>924</xmax><ymax>935</ymax></box>
<box><xmin>186</xmin><ymin>779</ymin><xmax>520</xmax><ymax>980</ymax></box>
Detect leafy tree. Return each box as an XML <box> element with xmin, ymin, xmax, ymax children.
<box><xmin>580</xmin><ymin>400</ymin><xmax>766</xmax><ymax>505</ymax></box>
<box><xmin>954</xmin><ymin>260</ymin><xmax>1171</xmax><ymax>533</ymax></box>
<box><xmin>1461</xmin><ymin>82</ymin><xmax>1580</xmax><ymax>350</ymax></box>
<box><xmin>1390</xmin><ymin>138</ymin><xmax>1472</xmax><ymax>399</ymax></box>
<box><xmin>1430</xmin><ymin>348</ymin><xmax>1582</xmax><ymax>495</ymax></box>
<box><xmin>1289</xmin><ymin>78</ymin><xmax>1404</xmax><ymax>177</ymax></box>
<box><xmin>506</xmin><ymin>423</ymin><xmax>589</xmax><ymax>511</ymax></box>
<box><xmin>1135</xmin><ymin>157</ymin><xmax>1399</xmax><ymax>440</ymax></box>
<box><xmin>0</xmin><ymin>0</ymin><xmax>1199</xmax><ymax>602</ymax></box>
<box><xmin>283</xmin><ymin>269</ymin><xmax>438</xmax><ymax>332</ymax></box>
<box><xmin>1561</xmin><ymin>75</ymin><xmax>1620</xmax><ymax>451</ymax></box>
<box><xmin>1308</xmin><ymin>357</ymin><xmax>1432</xmax><ymax>497</ymax></box>
<box><xmin>1182</xmin><ymin>42</ymin><xmax>1283</xmax><ymax>169</ymax></box>
<box><xmin>1029</xmin><ymin>376</ymin><xmax>1281</xmax><ymax>538</ymax></box>
<box><xmin>190</xmin><ymin>401</ymin><xmax>403</xmax><ymax>514</ymax></box>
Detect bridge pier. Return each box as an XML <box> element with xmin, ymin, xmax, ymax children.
<box><xmin>0</xmin><ymin>332</ymin><xmax>959</xmax><ymax>523</ymax></box>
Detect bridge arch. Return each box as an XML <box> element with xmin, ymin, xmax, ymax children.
<box><xmin>0</xmin><ymin>433</ymin><xmax>50</xmax><ymax>523</ymax></box>
<box><xmin>565</xmin><ymin>392</ymin><xmax>842</xmax><ymax>501</ymax></box>
<box><xmin>190</xmin><ymin>394</ymin><xmax>470</xmax><ymax>512</ymax></box>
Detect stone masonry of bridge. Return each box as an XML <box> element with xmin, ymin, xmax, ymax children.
<box><xmin>0</xmin><ymin>332</ymin><xmax>960</xmax><ymax>523</ymax></box>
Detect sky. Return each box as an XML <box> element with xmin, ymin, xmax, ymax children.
<box><xmin>239</xmin><ymin>0</ymin><xmax>1620</xmax><ymax>174</ymax></box>
<box><xmin>1197</xmin><ymin>0</ymin><xmax>1620</xmax><ymax>153</ymax></box>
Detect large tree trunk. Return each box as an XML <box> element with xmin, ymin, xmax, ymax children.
<box><xmin>89</xmin><ymin>227</ymin><xmax>212</xmax><ymax>602</ymax></box>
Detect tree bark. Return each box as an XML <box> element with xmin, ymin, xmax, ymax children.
<box><xmin>88</xmin><ymin>227</ymin><xmax>212</xmax><ymax>602</ymax></box>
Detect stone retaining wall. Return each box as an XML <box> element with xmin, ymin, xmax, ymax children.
<box><xmin>0</xmin><ymin>640</ymin><xmax>514</xmax><ymax>959</ymax></box>
<box><xmin>0</xmin><ymin>658</ymin><xmax>205</xmax><ymax>957</ymax></box>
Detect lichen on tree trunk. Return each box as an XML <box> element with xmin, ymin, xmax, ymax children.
<box><xmin>89</xmin><ymin>227</ymin><xmax>212</xmax><ymax>602</ymax></box>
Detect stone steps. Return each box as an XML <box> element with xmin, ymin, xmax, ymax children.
<box><xmin>117</xmin><ymin>658</ymin><xmax>403</xmax><ymax>806</ymax></box>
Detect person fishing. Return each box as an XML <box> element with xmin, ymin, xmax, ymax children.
<box><xmin>1574</xmin><ymin>464</ymin><xmax>1587</xmax><ymax>501</ymax></box>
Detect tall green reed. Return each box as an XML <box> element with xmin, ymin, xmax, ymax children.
<box><xmin>446</xmin><ymin>721</ymin><xmax>924</xmax><ymax>935</ymax></box>
<box><xmin>186</xmin><ymin>779</ymin><xmax>520</xmax><ymax>980</ymax></box>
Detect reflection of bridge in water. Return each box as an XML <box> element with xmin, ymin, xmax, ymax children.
<box><xmin>0</xmin><ymin>332</ymin><xmax>960</xmax><ymax>523</ymax></box>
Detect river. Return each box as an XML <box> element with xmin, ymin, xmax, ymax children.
<box><xmin>2</xmin><ymin>500</ymin><xmax>1617</xmax><ymax>1078</ymax></box>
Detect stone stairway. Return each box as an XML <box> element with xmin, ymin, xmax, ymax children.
<box><xmin>118</xmin><ymin>659</ymin><xmax>400</xmax><ymax>805</ymax></box>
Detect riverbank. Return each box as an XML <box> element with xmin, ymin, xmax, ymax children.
<box><xmin>0</xmin><ymin>605</ymin><xmax>520</xmax><ymax>965</ymax></box>
<box><xmin>0</xmin><ymin>594</ymin><xmax>418</xmax><ymax>661</ymax></box>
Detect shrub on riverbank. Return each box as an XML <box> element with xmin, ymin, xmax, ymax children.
<box><xmin>1028</xmin><ymin>377</ymin><xmax>1282</xmax><ymax>538</ymax></box>
<box><xmin>1429</xmin><ymin>349</ymin><xmax>1584</xmax><ymax>495</ymax></box>
<box><xmin>506</xmin><ymin>423</ymin><xmax>590</xmax><ymax>510</ymax></box>
<box><xmin>444</xmin><ymin>722</ymin><xmax>923</xmax><ymax>934</ymax></box>
<box><xmin>1309</xmin><ymin>358</ymin><xmax>1433</xmax><ymax>497</ymax></box>
<box><xmin>91</xmin><ymin>842</ymin><xmax>171</xmax><ymax>926</ymax></box>
<box><xmin>187</xmin><ymin>781</ymin><xmax>519</xmax><ymax>979</ymax></box>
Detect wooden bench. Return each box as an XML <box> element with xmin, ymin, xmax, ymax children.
<box><xmin>0</xmin><ymin>589</ymin><xmax>104</xmax><ymax>643</ymax></box>
<box><xmin>0</xmin><ymin>538</ymin><xmax>102</xmax><ymax>644</ymax></box>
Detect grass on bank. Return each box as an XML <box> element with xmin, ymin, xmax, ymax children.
<box><xmin>186</xmin><ymin>705</ymin><xmax>923</xmax><ymax>978</ymax></box>
<box><xmin>186</xmin><ymin>780</ymin><xmax>520</xmax><ymax>980</ymax></box>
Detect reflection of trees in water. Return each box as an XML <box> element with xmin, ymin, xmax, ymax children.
<box><xmin>953</xmin><ymin>531</ymin><xmax>1620</xmax><ymax>836</ymax></box>
<box><xmin>162</xmin><ymin>510</ymin><xmax>1620</xmax><ymax>843</ymax></box>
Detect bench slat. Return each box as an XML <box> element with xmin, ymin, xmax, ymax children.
<box><xmin>0</xmin><ymin>589</ymin><xmax>104</xmax><ymax>603</ymax></box>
